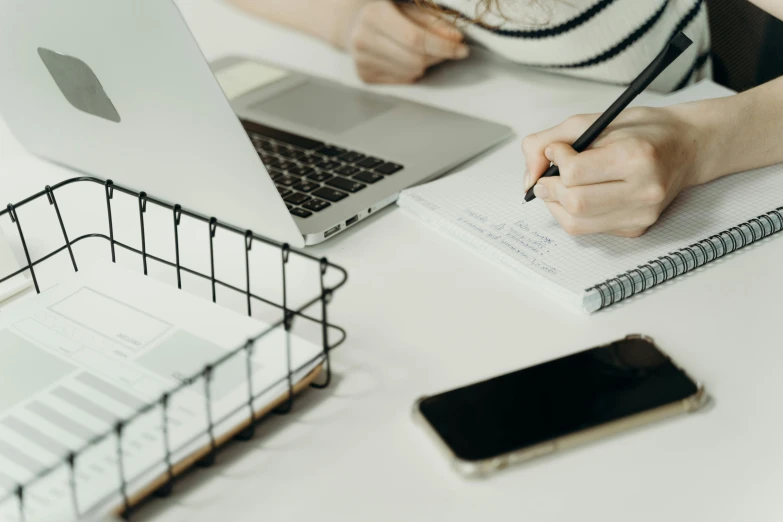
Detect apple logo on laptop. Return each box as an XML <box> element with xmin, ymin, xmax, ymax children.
<box><xmin>37</xmin><ymin>47</ymin><xmax>121</xmax><ymax>123</ymax></box>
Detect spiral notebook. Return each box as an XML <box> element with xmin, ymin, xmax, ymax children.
<box><xmin>398</xmin><ymin>82</ymin><xmax>783</xmax><ymax>313</ymax></box>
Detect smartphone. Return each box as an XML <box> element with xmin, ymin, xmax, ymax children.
<box><xmin>414</xmin><ymin>335</ymin><xmax>707</xmax><ymax>476</ymax></box>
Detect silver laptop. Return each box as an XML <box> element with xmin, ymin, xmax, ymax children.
<box><xmin>0</xmin><ymin>0</ymin><xmax>511</xmax><ymax>247</ymax></box>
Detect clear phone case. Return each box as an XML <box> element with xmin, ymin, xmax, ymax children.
<box><xmin>413</xmin><ymin>334</ymin><xmax>709</xmax><ymax>477</ymax></box>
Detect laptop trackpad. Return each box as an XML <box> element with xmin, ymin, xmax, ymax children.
<box><xmin>250</xmin><ymin>81</ymin><xmax>394</xmax><ymax>135</ymax></box>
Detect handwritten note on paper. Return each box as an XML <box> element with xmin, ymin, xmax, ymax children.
<box><xmin>400</xmin><ymin>135</ymin><xmax>783</xmax><ymax>315</ymax></box>
<box><xmin>398</xmin><ymin>161</ymin><xmax>581</xmax><ymax>298</ymax></box>
<box><xmin>398</xmin><ymin>83</ymin><xmax>783</xmax><ymax>311</ymax></box>
<box><xmin>457</xmin><ymin>209</ymin><xmax>560</xmax><ymax>276</ymax></box>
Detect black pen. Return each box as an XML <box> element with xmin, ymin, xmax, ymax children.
<box><xmin>524</xmin><ymin>32</ymin><xmax>693</xmax><ymax>202</ymax></box>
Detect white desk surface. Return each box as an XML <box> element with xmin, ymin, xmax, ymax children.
<box><xmin>2</xmin><ymin>1</ymin><xmax>782</xmax><ymax>521</ymax></box>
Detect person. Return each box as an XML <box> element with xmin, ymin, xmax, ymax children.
<box><xmin>227</xmin><ymin>0</ymin><xmax>783</xmax><ymax>238</ymax></box>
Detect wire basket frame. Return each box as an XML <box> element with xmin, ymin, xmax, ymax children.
<box><xmin>0</xmin><ymin>177</ymin><xmax>348</xmax><ymax>521</ymax></box>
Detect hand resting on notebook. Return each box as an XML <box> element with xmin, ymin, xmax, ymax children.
<box><xmin>521</xmin><ymin>106</ymin><xmax>702</xmax><ymax>238</ymax></box>
<box><xmin>522</xmin><ymin>72</ymin><xmax>783</xmax><ymax>238</ymax></box>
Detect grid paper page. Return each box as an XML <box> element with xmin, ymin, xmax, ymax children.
<box><xmin>398</xmin><ymin>87</ymin><xmax>783</xmax><ymax>312</ymax></box>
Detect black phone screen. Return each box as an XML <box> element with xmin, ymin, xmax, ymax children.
<box><xmin>418</xmin><ymin>338</ymin><xmax>699</xmax><ymax>462</ymax></box>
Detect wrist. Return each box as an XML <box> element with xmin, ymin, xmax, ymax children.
<box><xmin>669</xmin><ymin>99</ymin><xmax>728</xmax><ymax>188</ymax></box>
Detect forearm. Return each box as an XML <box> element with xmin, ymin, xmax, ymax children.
<box><xmin>225</xmin><ymin>0</ymin><xmax>370</xmax><ymax>48</ymax></box>
<box><xmin>681</xmin><ymin>76</ymin><xmax>783</xmax><ymax>185</ymax></box>
<box><xmin>683</xmin><ymin>0</ymin><xmax>782</xmax><ymax>184</ymax></box>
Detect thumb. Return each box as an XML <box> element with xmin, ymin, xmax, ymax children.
<box><xmin>545</xmin><ymin>142</ymin><xmax>579</xmax><ymax>173</ymax></box>
<box><xmin>527</xmin><ymin>143</ymin><xmax>578</xmax><ymax>198</ymax></box>
<box><xmin>521</xmin><ymin>113</ymin><xmax>597</xmax><ymax>191</ymax></box>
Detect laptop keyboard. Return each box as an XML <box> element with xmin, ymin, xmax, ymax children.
<box><xmin>241</xmin><ymin>119</ymin><xmax>404</xmax><ymax>219</ymax></box>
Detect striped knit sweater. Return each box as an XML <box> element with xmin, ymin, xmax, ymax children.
<box><xmin>437</xmin><ymin>0</ymin><xmax>711</xmax><ymax>92</ymax></box>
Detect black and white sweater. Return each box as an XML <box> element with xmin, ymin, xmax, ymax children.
<box><xmin>439</xmin><ymin>0</ymin><xmax>711</xmax><ymax>91</ymax></box>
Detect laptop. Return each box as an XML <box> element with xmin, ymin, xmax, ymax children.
<box><xmin>0</xmin><ymin>0</ymin><xmax>511</xmax><ymax>247</ymax></box>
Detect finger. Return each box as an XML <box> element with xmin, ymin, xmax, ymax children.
<box><xmin>356</xmin><ymin>39</ymin><xmax>450</xmax><ymax>84</ymax></box>
<box><xmin>544</xmin><ymin>142</ymin><xmax>624</xmax><ymax>187</ymax></box>
<box><xmin>521</xmin><ymin>113</ymin><xmax>599</xmax><ymax>189</ymax></box>
<box><xmin>425</xmin><ymin>53</ymin><xmax>448</xmax><ymax>67</ymax></box>
<box><xmin>355</xmin><ymin>49</ymin><xmax>425</xmax><ymax>82</ymax></box>
<box><xmin>371</xmin><ymin>29</ymin><xmax>452</xmax><ymax>74</ymax></box>
<box><xmin>356</xmin><ymin>60</ymin><xmax>423</xmax><ymax>84</ymax></box>
<box><xmin>356</xmin><ymin>67</ymin><xmax>417</xmax><ymax>84</ymax></box>
<box><xmin>353</xmin><ymin>22</ymin><xmax>434</xmax><ymax>78</ymax></box>
<box><xmin>535</xmin><ymin>177</ymin><xmax>634</xmax><ymax>217</ymax></box>
<box><xmin>543</xmin><ymin>201</ymin><xmax>659</xmax><ymax>236</ymax></box>
<box><xmin>544</xmin><ymin>141</ymin><xmax>578</xmax><ymax>175</ymax></box>
<box><xmin>415</xmin><ymin>27</ymin><xmax>469</xmax><ymax>59</ymax></box>
<box><xmin>359</xmin><ymin>74</ymin><xmax>415</xmax><ymax>85</ymax></box>
<box><xmin>369</xmin><ymin>5</ymin><xmax>469</xmax><ymax>59</ymax></box>
<box><xmin>402</xmin><ymin>6</ymin><xmax>464</xmax><ymax>41</ymax></box>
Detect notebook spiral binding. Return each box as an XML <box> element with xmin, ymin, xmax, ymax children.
<box><xmin>586</xmin><ymin>207</ymin><xmax>783</xmax><ymax>311</ymax></box>
<box><xmin>0</xmin><ymin>177</ymin><xmax>349</xmax><ymax>521</ymax></box>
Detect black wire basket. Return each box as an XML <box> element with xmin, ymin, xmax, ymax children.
<box><xmin>0</xmin><ymin>177</ymin><xmax>348</xmax><ymax>521</ymax></box>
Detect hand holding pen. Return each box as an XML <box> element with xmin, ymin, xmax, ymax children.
<box><xmin>521</xmin><ymin>33</ymin><xmax>700</xmax><ymax>238</ymax></box>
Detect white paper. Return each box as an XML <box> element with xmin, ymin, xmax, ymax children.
<box><xmin>0</xmin><ymin>262</ymin><xmax>323</xmax><ymax>521</ymax></box>
<box><xmin>398</xmin><ymin>81</ymin><xmax>783</xmax><ymax>313</ymax></box>
<box><xmin>0</xmin><ymin>232</ymin><xmax>31</xmax><ymax>304</ymax></box>
<box><xmin>215</xmin><ymin>61</ymin><xmax>289</xmax><ymax>100</ymax></box>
